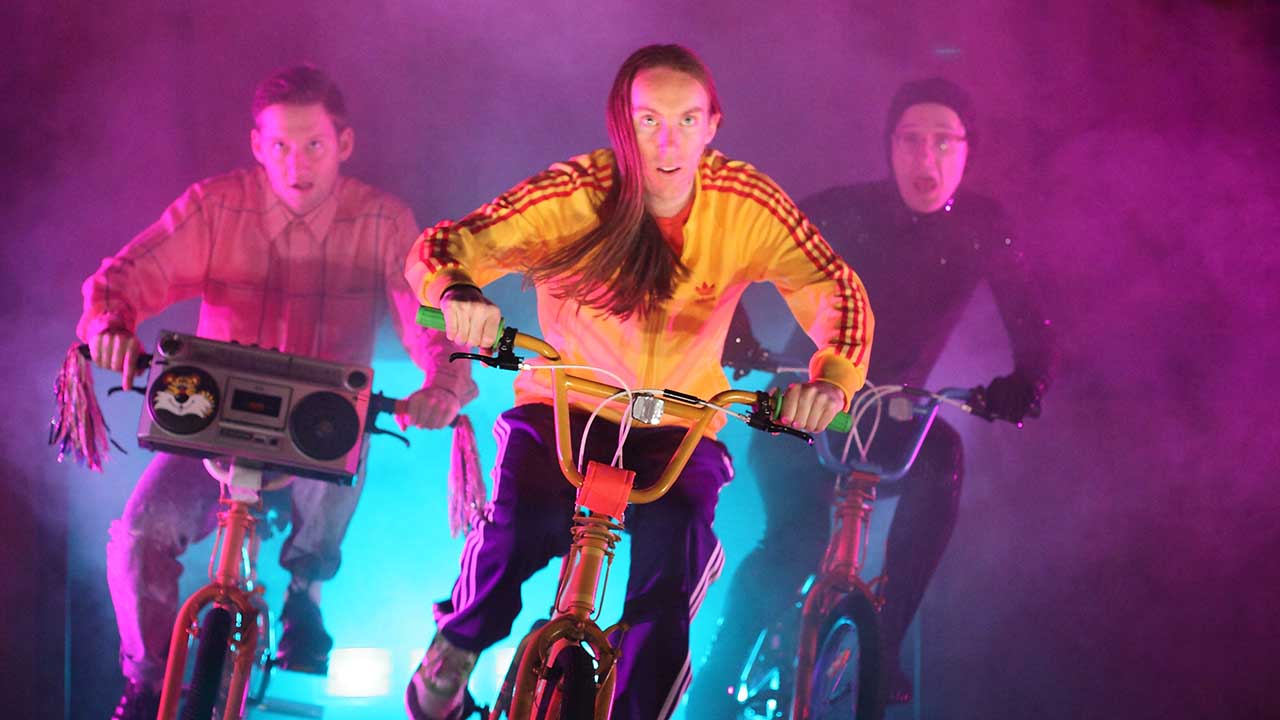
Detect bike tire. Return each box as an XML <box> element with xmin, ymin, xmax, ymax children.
<box><xmin>181</xmin><ymin>606</ymin><xmax>234</xmax><ymax>720</ymax></box>
<box><xmin>533</xmin><ymin>644</ymin><xmax>597</xmax><ymax>720</ymax></box>
<box><xmin>733</xmin><ymin>621</ymin><xmax>794</xmax><ymax>718</ymax></box>
<box><xmin>805</xmin><ymin>593</ymin><xmax>885</xmax><ymax>720</ymax></box>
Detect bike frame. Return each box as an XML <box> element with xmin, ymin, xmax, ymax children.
<box><xmin>790</xmin><ymin>387</ymin><xmax>966</xmax><ymax>720</ymax></box>
<box><xmin>473</xmin><ymin>328</ymin><xmax>765</xmax><ymax>720</ymax></box>
<box><xmin>157</xmin><ymin>462</ymin><xmax>271</xmax><ymax>720</ymax></box>
<box><xmin>74</xmin><ymin>340</ymin><xmax>405</xmax><ymax>720</ymax></box>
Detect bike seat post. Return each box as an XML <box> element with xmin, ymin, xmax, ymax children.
<box><xmin>210</xmin><ymin>459</ymin><xmax>264</xmax><ymax>587</ymax></box>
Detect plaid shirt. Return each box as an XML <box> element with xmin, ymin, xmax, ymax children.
<box><xmin>79</xmin><ymin>167</ymin><xmax>475</xmax><ymax>401</ymax></box>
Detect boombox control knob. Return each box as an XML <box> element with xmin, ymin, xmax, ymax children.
<box><xmin>158</xmin><ymin>335</ymin><xmax>183</xmax><ymax>357</ymax></box>
<box><xmin>346</xmin><ymin>370</ymin><xmax>369</xmax><ymax>390</ymax></box>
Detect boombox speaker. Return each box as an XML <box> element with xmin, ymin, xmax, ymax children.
<box><xmin>136</xmin><ymin>331</ymin><xmax>374</xmax><ymax>485</ymax></box>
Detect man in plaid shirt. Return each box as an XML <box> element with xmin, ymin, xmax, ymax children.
<box><xmin>79</xmin><ymin>65</ymin><xmax>476</xmax><ymax>720</ymax></box>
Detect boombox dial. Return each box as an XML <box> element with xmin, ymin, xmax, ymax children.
<box><xmin>136</xmin><ymin>331</ymin><xmax>374</xmax><ymax>485</ymax></box>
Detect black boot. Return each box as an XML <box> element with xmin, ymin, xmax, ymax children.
<box><xmin>274</xmin><ymin>589</ymin><xmax>334</xmax><ymax>674</ymax></box>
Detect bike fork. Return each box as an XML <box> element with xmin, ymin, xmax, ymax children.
<box><xmin>156</xmin><ymin>499</ymin><xmax>262</xmax><ymax>720</ymax></box>
<box><xmin>508</xmin><ymin>511</ymin><xmax>625</xmax><ymax>720</ymax></box>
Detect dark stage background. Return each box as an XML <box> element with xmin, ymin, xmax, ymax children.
<box><xmin>3</xmin><ymin>1</ymin><xmax>1279</xmax><ymax>718</ymax></box>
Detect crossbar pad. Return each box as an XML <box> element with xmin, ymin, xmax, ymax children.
<box><xmin>577</xmin><ymin>461</ymin><xmax>636</xmax><ymax>519</ymax></box>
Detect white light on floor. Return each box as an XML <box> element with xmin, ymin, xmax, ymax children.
<box><xmin>326</xmin><ymin>647</ymin><xmax>393</xmax><ymax>697</ymax></box>
<box><xmin>493</xmin><ymin>646</ymin><xmax>517</xmax><ymax>678</ymax></box>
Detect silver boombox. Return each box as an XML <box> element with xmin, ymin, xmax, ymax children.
<box><xmin>137</xmin><ymin>331</ymin><xmax>374</xmax><ymax>485</ymax></box>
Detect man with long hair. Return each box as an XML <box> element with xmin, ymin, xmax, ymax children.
<box><xmin>402</xmin><ymin>44</ymin><xmax>873</xmax><ymax>720</ymax></box>
<box><xmin>80</xmin><ymin>65</ymin><xmax>476</xmax><ymax>720</ymax></box>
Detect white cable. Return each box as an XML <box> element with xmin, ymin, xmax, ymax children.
<box><xmin>854</xmin><ymin>385</ymin><xmax>900</xmax><ymax>459</ymax></box>
<box><xmin>841</xmin><ymin>383</ymin><xmax>903</xmax><ymax>463</ymax></box>
<box><xmin>576</xmin><ymin>387</ymin><xmax>632</xmax><ymax>473</ymax></box>
<box><xmin>839</xmin><ymin>385</ymin><xmax>975</xmax><ymax>467</ymax></box>
<box><xmin>520</xmin><ymin>362</ymin><xmax>637</xmax><ymax>472</ymax></box>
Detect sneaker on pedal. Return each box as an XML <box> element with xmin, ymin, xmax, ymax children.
<box><xmin>274</xmin><ymin>590</ymin><xmax>334</xmax><ymax>675</ymax></box>
<box><xmin>109</xmin><ymin>680</ymin><xmax>160</xmax><ymax>720</ymax></box>
<box><xmin>405</xmin><ymin>633</ymin><xmax>479</xmax><ymax>720</ymax></box>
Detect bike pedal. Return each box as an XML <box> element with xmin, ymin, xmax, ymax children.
<box><xmin>272</xmin><ymin>656</ymin><xmax>329</xmax><ymax>676</ymax></box>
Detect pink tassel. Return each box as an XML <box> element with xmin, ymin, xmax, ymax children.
<box><xmin>447</xmin><ymin>414</ymin><xmax>488</xmax><ymax>537</ymax></box>
<box><xmin>49</xmin><ymin>344</ymin><xmax>117</xmax><ymax>472</ymax></box>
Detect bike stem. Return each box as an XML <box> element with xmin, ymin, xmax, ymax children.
<box><xmin>555</xmin><ymin>512</ymin><xmax>623</xmax><ymax>620</ymax></box>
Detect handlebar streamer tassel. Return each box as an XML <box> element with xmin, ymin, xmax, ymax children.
<box><xmin>447</xmin><ymin>414</ymin><xmax>488</xmax><ymax>537</ymax></box>
<box><xmin>49</xmin><ymin>343</ymin><xmax>120</xmax><ymax>471</ymax></box>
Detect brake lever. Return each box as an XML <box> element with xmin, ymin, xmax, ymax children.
<box><xmin>771</xmin><ymin>424</ymin><xmax>815</xmax><ymax>445</ymax></box>
<box><xmin>368</xmin><ymin>425</ymin><xmax>410</xmax><ymax>448</ymax></box>
<box><xmin>747</xmin><ymin>391</ymin><xmax>815</xmax><ymax>445</ymax></box>
<box><xmin>363</xmin><ymin>391</ymin><xmax>412</xmax><ymax>447</ymax></box>
<box><xmin>448</xmin><ymin>326</ymin><xmax>524</xmax><ymax>371</ymax></box>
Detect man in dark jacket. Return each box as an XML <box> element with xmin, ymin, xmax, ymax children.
<box><xmin>692</xmin><ymin>77</ymin><xmax>1056</xmax><ymax>713</ymax></box>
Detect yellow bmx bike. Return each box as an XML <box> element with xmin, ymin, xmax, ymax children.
<box><xmin>416</xmin><ymin>307</ymin><xmax>851</xmax><ymax>719</ymax></box>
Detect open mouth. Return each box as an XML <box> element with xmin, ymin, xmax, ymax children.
<box><xmin>657</xmin><ymin>166</ymin><xmax>680</xmax><ymax>175</ymax></box>
<box><xmin>913</xmin><ymin>177</ymin><xmax>939</xmax><ymax>194</ymax></box>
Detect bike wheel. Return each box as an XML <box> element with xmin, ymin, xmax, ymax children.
<box><xmin>806</xmin><ymin>594</ymin><xmax>885</xmax><ymax>720</ymax></box>
<box><xmin>733</xmin><ymin>622</ymin><xmax>793</xmax><ymax>718</ymax></box>
<box><xmin>533</xmin><ymin>644</ymin><xmax>597</xmax><ymax>720</ymax></box>
<box><xmin>181</xmin><ymin>606</ymin><xmax>233</xmax><ymax>720</ymax></box>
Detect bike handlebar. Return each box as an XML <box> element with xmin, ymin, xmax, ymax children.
<box><xmin>77</xmin><ymin>343</ymin><xmax>153</xmax><ymax>371</ymax></box>
<box><xmin>813</xmin><ymin>383</ymin><xmax>1039</xmax><ymax>480</ymax></box>
<box><xmin>721</xmin><ymin>342</ymin><xmax>1040</xmax><ymax>426</ymax></box>
<box><xmin>77</xmin><ymin>342</ymin><xmax>410</xmax><ymax>436</ymax></box>
<box><xmin>417</xmin><ymin>306</ymin><xmax>852</xmax><ymax>503</ymax></box>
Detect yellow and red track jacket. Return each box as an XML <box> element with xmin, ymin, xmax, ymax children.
<box><xmin>406</xmin><ymin>149</ymin><xmax>873</xmax><ymax>434</ymax></box>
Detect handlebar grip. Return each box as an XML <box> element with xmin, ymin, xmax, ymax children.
<box><xmin>77</xmin><ymin>343</ymin><xmax>153</xmax><ymax>371</ymax></box>
<box><xmin>416</xmin><ymin>306</ymin><xmax>447</xmax><ymax>331</ymax></box>
<box><xmin>770</xmin><ymin>392</ymin><xmax>852</xmax><ymax>433</ymax></box>
<box><xmin>416</xmin><ymin>306</ymin><xmax>506</xmax><ymax>349</ymax></box>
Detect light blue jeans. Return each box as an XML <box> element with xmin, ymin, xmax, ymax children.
<box><xmin>106</xmin><ymin>452</ymin><xmax>363</xmax><ymax>687</ymax></box>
